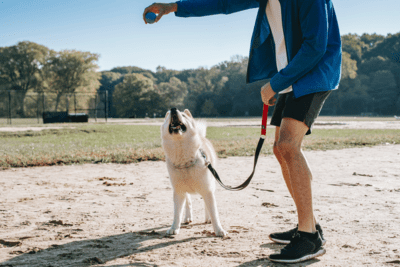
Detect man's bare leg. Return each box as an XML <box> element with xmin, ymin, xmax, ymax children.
<box><xmin>273</xmin><ymin>126</ymin><xmax>295</xmax><ymax>200</ymax></box>
<box><xmin>274</xmin><ymin>125</ymin><xmax>319</xmax><ymax>228</ymax></box>
<box><xmin>275</xmin><ymin>118</ymin><xmax>316</xmax><ymax>234</ymax></box>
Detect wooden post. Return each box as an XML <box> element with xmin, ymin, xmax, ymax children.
<box><xmin>37</xmin><ymin>92</ymin><xmax>40</xmax><ymax>123</ymax></box>
<box><xmin>74</xmin><ymin>92</ymin><xmax>77</xmax><ymax>115</ymax></box>
<box><xmin>42</xmin><ymin>93</ymin><xmax>45</xmax><ymax>117</ymax></box>
<box><xmin>8</xmin><ymin>91</ymin><xmax>11</xmax><ymax>125</ymax></box>
<box><xmin>95</xmin><ymin>93</ymin><xmax>98</xmax><ymax>122</ymax></box>
<box><xmin>105</xmin><ymin>90</ymin><xmax>108</xmax><ymax>122</ymax></box>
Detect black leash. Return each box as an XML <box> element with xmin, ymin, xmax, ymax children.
<box><xmin>207</xmin><ymin>104</ymin><xmax>269</xmax><ymax>191</ymax></box>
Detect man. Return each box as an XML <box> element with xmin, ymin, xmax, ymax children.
<box><xmin>143</xmin><ymin>0</ymin><xmax>342</xmax><ymax>263</ymax></box>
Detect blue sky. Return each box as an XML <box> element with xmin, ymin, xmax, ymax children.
<box><xmin>1</xmin><ymin>0</ymin><xmax>399</xmax><ymax>72</ymax></box>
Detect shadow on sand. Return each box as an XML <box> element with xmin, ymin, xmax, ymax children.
<box><xmin>1</xmin><ymin>226</ymin><xmax>322</xmax><ymax>267</ymax></box>
<box><xmin>0</xmin><ymin>225</ymin><xmax>205</xmax><ymax>267</ymax></box>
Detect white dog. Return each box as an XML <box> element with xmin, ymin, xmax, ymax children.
<box><xmin>161</xmin><ymin>108</ymin><xmax>227</xmax><ymax>237</ymax></box>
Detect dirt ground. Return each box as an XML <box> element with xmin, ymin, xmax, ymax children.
<box><xmin>1</xmin><ymin>139</ymin><xmax>400</xmax><ymax>266</ymax></box>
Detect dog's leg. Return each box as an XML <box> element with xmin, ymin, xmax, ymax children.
<box><xmin>204</xmin><ymin>202</ymin><xmax>211</xmax><ymax>224</ymax></box>
<box><xmin>183</xmin><ymin>193</ymin><xmax>193</xmax><ymax>224</ymax></box>
<box><xmin>202</xmin><ymin>192</ymin><xmax>227</xmax><ymax>237</ymax></box>
<box><xmin>166</xmin><ymin>191</ymin><xmax>186</xmax><ymax>235</ymax></box>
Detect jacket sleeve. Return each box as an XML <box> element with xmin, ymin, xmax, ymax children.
<box><xmin>270</xmin><ymin>0</ymin><xmax>329</xmax><ymax>93</ymax></box>
<box><xmin>175</xmin><ymin>0</ymin><xmax>259</xmax><ymax>17</ymax></box>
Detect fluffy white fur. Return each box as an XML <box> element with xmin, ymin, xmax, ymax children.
<box><xmin>161</xmin><ymin>109</ymin><xmax>227</xmax><ymax>237</ymax></box>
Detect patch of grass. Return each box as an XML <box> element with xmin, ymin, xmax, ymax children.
<box><xmin>302</xmin><ymin>129</ymin><xmax>400</xmax><ymax>151</ymax></box>
<box><xmin>0</xmin><ymin>125</ymin><xmax>163</xmax><ymax>169</ymax></box>
<box><xmin>1</xmin><ymin>124</ymin><xmax>399</xmax><ymax>169</ymax></box>
<box><xmin>208</xmin><ymin>127</ymin><xmax>400</xmax><ymax>157</ymax></box>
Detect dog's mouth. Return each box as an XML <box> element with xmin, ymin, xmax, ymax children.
<box><xmin>169</xmin><ymin>122</ymin><xmax>186</xmax><ymax>134</ymax></box>
<box><xmin>169</xmin><ymin>108</ymin><xmax>187</xmax><ymax>134</ymax></box>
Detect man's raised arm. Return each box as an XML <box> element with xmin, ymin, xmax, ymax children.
<box><xmin>143</xmin><ymin>0</ymin><xmax>259</xmax><ymax>24</ymax></box>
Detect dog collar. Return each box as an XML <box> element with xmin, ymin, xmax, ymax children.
<box><xmin>171</xmin><ymin>157</ymin><xmax>198</xmax><ymax>169</ymax></box>
<box><xmin>169</xmin><ymin>149</ymin><xmax>209</xmax><ymax>169</ymax></box>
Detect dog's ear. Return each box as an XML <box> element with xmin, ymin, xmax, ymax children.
<box><xmin>164</xmin><ymin>111</ymin><xmax>170</xmax><ymax>119</ymax></box>
<box><xmin>184</xmin><ymin>109</ymin><xmax>193</xmax><ymax>118</ymax></box>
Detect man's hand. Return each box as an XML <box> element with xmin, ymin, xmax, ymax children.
<box><xmin>261</xmin><ymin>82</ymin><xmax>277</xmax><ymax>106</ymax></box>
<box><xmin>143</xmin><ymin>3</ymin><xmax>178</xmax><ymax>24</ymax></box>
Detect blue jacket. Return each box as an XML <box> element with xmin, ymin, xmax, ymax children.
<box><xmin>175</xmin><ymin>0</ymin><xmax>342</xmax><ymax>98</ymax></box>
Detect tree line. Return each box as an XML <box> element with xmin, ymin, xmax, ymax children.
<box><xmin>1</xmin><ymin>32</ymin><xmax>399</xmax><ymax>118</ymax></box>
<box><xmin>0</xmin><ymin>42</ymin><xmax>100</xmax><ymax>117</ymax></box>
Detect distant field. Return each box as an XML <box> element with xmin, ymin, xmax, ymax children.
<box><xmin>317</xmin><ymin>116</ymin><xmax>398</xmax><ymax>121</ymax></box>
<box><xmin>1</xmin><ymin>119</ymin><xmax>399</xmax><ymax>169</ymax></box>
<box><xmin>1</xmin><ymin>115</ymin><xmax>398</xmax><ymax>127</ymax></box>
<box><xmin>0</xmin><ymin>118</ymin><xmax>108</xmax><ymax>126</ymax></box>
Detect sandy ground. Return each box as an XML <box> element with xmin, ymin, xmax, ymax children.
<box><xmin>1</xmin><ymin>143</ymin><xmax>400</xmax><ymax>267</ymax></box>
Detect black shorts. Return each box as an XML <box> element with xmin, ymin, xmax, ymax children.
<box><xmin>270</xmin><ymin>90</ymin><xmax>331</xmax><ymax>135</ymax></box>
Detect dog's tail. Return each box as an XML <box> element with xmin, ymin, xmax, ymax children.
<box><xmin>196</xmin><ymin>120</ymin><xmax>207</xmax><ymax>138</ymax></box>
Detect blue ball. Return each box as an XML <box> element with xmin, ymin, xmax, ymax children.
<box><xmin>145</xmin><ymin>12</ymin><xmax>157</xmax><ymax>24</ymax></box>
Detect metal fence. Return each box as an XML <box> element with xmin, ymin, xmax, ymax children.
<box><xmin>0</xmin><ymin>90</ymin><xmax>109</xmax><ymax>124</ymax></box>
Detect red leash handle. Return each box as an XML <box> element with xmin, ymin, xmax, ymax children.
<box><xmin>208</xmin><ymin>103</ymin><xmax>270</xmax><ymax>191</ymax></box>
<box><xmin>261</xmin><ymin>104</ymin><xmax>269</xmax><ymax>138</ymax></box>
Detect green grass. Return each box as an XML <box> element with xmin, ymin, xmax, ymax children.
<box><xmin>0</xmin><ymin>125</ymin><xmax>163</xmax><ymax>169</ymax></box>
<box><xmin>208</xmin><ymin>127</ymin><xmax>400</xmax><ymax>157</ymax></box>
<box><xmin>1</xmin><ymin>123</ymin><xmax>399</xmax><ymax>169</ymax></box>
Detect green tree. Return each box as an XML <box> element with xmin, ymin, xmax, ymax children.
<box><xmin>113</xmin><ymin>73</ymin><xmax>156</xmax><ymax>117</ymax></box>
<box><xmin>184</xmin><ymin>67</ymin><xmax>228</xmax><ymax>114</ymax></box>
<box><xmin>342</xmin><ymin>34</ymin><xmax>368</xmax><ymax>64</ymax></box>
<box><xmin>201</xmin><ymin>98</ymin><xmax>218</xmax><ymax>116</ymax></box>
<box><xmin>341</xmin><ymin>52</ymin><xmax>358</xmax><ymax>80</ymax></box>
<box><xmin>99</xmin><ymin>71</ymin><xmax>123</xmax><ymax>117</ymax></box>
<box><xmin>157</xmin><ymin>77</ymin><xmax>188</xmax><ymax>111</ymax></box>
<box><xmin>110</xmin><ymin>66</ymin><xmax>156</xmax><ymax>81</ymax></box>
<box><xmin>368</xmin><ymin>70</ymin><xmax>397</xmax><ymax>115</ymax></box>
<box><xmin>363</xmin><ymin>33</ymin><xmax>400</xmax><ymax>61</ymax></box>
<box><xmin>45</xmin><ymin>50</ymin><xmax>101</xmax><ymax>112</ymax></box>
<box><xmin>360</xmin><ymin>33</ymin><xmax>385</xmax><ymax>49</ymax></box>
<box><xmin>359</xmin><ymin>56</ymin><xmax>400</xmax><ymax>115</ymax></box>
<box><xmin>154</xmin><ymin>66</ymin><xmax>179</xmax><ymax>83</ymax></box>
<box><xmin>0</xmin><ymin>41</ymin><xmax>52</xmax><ymax>116</ymax></box>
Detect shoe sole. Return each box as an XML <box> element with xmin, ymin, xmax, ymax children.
<box><xmin>269</xmin><ymin>236</ymin><xmax>291</xmax><ymax>244</ymax></box>
<box><xmin>268</xmin><ymin>235</ymin><xmax>327</xmax><ymax>246</ymax></box>
<box><xmin>268</xmin><ymin>247</ymin><xmax>326</xmax><ymax>263</ymax></box>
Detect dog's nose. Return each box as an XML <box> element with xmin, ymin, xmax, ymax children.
<box><xmin>171</xmin><ymin>108</ymin><xmax>178</xmax><ymax>119</ymax></box>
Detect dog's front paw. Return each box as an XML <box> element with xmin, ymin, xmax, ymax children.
<box><xmin>166</xmin><ymin>228</ymin><xmax>180</xmax><ymax>235</ymax></box>
<box><xmin>215</xmin><ymin>228</ymin><xmax>228</xmax><ymax>237</ymax></box>
<box><xmin>183</xmin><ymin>216</ymin><xmax>192</xmax><ymax>224</ymax></box>
<box><xmin>183</xmin><ymin>215</ymin><xmax>193</xmax><ymax>224</ymax></box>
<box><xmin>204</xmin><ymin>218</ymin><xmax>212</xmax><ymax>224</ymax></box>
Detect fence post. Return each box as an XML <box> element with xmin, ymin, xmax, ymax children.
<box><xmin>37</xmin><ymin>92</ymin><xmax>40</xmax><ymax>124</ymax></box>
<box><xmin>8</xmin><ymin>91</ymin><xmax>11</xmax><ymax>125</ymax></box>
<box><xmin>95</xmin><ymin>93</ymin><xmax>98</xmax><ymax>122</ymax></box>
<box><xmin>66</xmin><ymin>94</ymin><xmax>69</xmax><ymax>114</ymax></box>
<box><xmin>42</xmin><ymin>93</ymin><xmax>45</xmax><ymax>118</ymax></box>
<box><xmin>105</xmin><ymin>90</ymin><xmax>108</xmax><ymax>122</ymax></box>
<box><xmin>74</xmin><ymin>92</ymin><xmax>77</xmax><ymax>115</ymax></box>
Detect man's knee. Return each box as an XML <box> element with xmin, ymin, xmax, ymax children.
<box><xmin>276</xmin><ymin>139</ymin><xmax>301</xmax><ymax>160</ymax></box>
<box><xmin>273</xmin><ymin>141</ymin><xmax>280</xmax><ymax>158</ymax></box>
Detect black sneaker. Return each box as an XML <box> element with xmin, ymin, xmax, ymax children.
<box><xmin>269</xmin><ymin>224</ymin><xmax>326</xmax><ymax>245</ymax></box>
<box><xmin>269</xmin><ymin>226</ymin><xmax>298</xmax><ymax>245</ymax></box>
<box><xmin>316</xmin><ymin>224</ymin><xmax>326</xmax><ymax>245</ymax></box>
<box><xmin>268</xmin><ymin>231</ymin><xmax>326</xmax><ymax>263</ymax></box>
